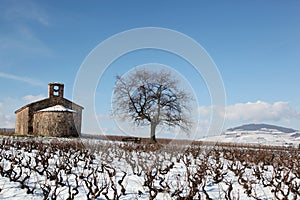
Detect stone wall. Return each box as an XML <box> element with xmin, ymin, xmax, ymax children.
<box><xmin>15</xmin><ymin>97</ymin><xmax>83</xmax><ymax>135</ymax></box>
<box><xmin>48</xmin><ymin>83</ymin><xmax>64</xmax><ymax>98</ymax></box>
<box><xmin>33</xmin><ymin>111</ymin><xmax>80</xmax><ymax>137</ymax></box>
<box><xmin>15</xmin><ymin>107</ymin><xmax>29</xmax><ymax>135</ymax></box>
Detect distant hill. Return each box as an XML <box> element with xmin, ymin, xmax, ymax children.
<box><xmin>227</xmin><ymin>123</ymin><xmax>296</xmax><ymax>133</ymax></box>
<box><xmin>199</xmin><ymin>123</ymin><xmax>299</xmax><ymax>147</ymax></box>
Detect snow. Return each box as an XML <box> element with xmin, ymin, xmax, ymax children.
<box><xmin>0</xmin><ymin>136</ymin><xmax>299</xmax><ymax>199</ymax></box>
<box><xmin>37</xmin><ymin>105</ymin><xmax>76</xmax><ymax>113</ymax></box>
<box><xmin>199</xmin><ymin>129</ymin><xmax>300</xmax><ymax>147</ymax></box>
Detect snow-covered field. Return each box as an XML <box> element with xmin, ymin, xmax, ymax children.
<box><xmin>199</xmin><ymin>124</ymin><xmax>300</xmax><ymax>147</ymax></box>
<box><xmin>0</xmin><ymin>136</ymin><xmax>299</xmax><ymax>199</ymax></box>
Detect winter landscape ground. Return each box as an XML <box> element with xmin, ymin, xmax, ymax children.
<box><xmin>0</xmin><ymin>126</ymin><xmax>300</xmax><ymax>200</ymax></box>
<box><xmin>200</xmin><ymin>124</ymin><xmax>300</xmax><ymax>148</ymax></box>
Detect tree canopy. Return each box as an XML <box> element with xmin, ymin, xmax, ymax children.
<box><xmin>113</xmin><ymin>68</ymin><xmax>193</xmax><ymax>142</ymax></box>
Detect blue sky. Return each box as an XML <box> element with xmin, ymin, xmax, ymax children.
<box><xmin>0</xmin><ymin>1</ymin><xmax>299</xmax><ymax>137</ymax></box>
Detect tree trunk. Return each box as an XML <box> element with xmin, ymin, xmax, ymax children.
<box><xmin>150</xmin><ymin>122</ymin><xmax>157</xmax><ymax>143</ymax></box>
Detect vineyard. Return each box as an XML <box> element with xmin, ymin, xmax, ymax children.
<box><xmin>0</xmin><ymin>136</ymin><xmax>299</xmax><ymax>199</ymax></box>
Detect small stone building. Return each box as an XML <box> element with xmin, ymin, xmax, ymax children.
<box><xmin>15</xmin><ymin>83</ymin><xmax>83</xmax><ymax>137</ymax></box>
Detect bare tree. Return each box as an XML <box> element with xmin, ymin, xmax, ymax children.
<box><xmin>112</xmin><ymin>68</ymin><xmax>193</xmax><ymax>143</ymax></box>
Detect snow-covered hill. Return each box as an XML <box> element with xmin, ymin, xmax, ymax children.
<box><xmin>199</xmin><ymin>124</ymin><xmax>300</xmax><ymax>147</ymax></box>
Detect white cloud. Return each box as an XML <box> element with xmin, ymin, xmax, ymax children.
<box><xmin>198</xmin><ymin>101</ymin><xmax>300</xmax><ymax>131</ymax></box>
<box><xmin>0</xmin><ymin>112</ymin><xmax>14</xmax><ymax>128</ymax></box>
<box><xmin>195</xmin><ymin>119</ymin><xmax>210</xmax><ymax>137</ymax></box>
<box><xmin>0</xmin><ymin>94</ymin><xmax>46</xmax><ymax>128</ymax></box>
<box><xmin>1</xmin><ymin>0</ymin><xmax>50</xmax><ymax>27</ymax></box>
<box><xmin>225</xmin><ymin>101</ymin><xmax>300</xmax><ymax>122</ymax></box>
<box><xmin>22</xmin><ymin>94</ymin><xmax>45</xmax><ymax>103</ymax></box>
<box><xmin>198</xmin><ymin>106</ymin><xmax>212</xmax><ymax>118</ymax></box>
<box><xmin>97</xmin><ymin>113</ymin><xmax>112</xmax><ymax>120</ymax></box>
<box><xmin>0</xmin><ymin>102</ymin><xmax>10</xmax><ymax>128</ymax></box>
<box><xmin>0</xmin><ymin>29</ymin><xmax>53</xmax><ymax>60</ymax></box>
<box><xmin>0</xmin><ymin>72</ymin><xmax>44</xmax><ymax>87</ymax></box>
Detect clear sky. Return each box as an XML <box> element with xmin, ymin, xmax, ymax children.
<box><xmin>0</xmin><ymin>1</ymin><xmax>299</xmax><ymax>138</ymax></box>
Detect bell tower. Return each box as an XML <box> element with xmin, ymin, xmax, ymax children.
<box><xmin>48</xmin><ymin>83</ymin><xmax>64</xmax><ymax>98</ymax></box>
